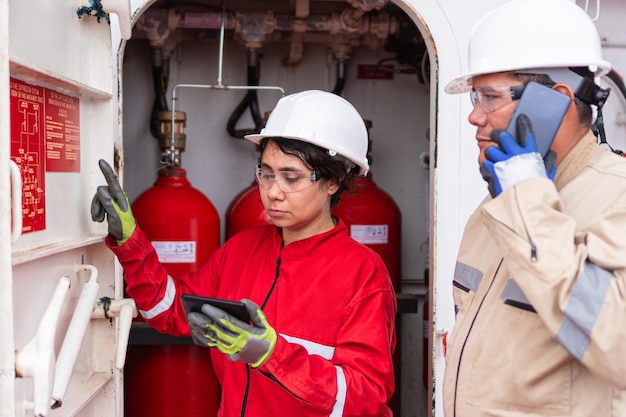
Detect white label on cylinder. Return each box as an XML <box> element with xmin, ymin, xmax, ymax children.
<box><xmin>349</xmin><ymin>225</ymin><xmax>389</xmax><ymax>245</ymax></box>
<box><xmin>151</xmin><ymin>241</ymin><xmax>197</xmax><ymax>263</ymax></box>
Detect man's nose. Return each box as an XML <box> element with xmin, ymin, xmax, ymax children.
<box><xmin>468</xmin><ymin>105</ymin><xmax>487</xmax><ymax>127</ymax></box>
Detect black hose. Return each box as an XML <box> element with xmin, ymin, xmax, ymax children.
<box><xmin>600</xmin><ymin>69</ymin><xmax>626</xmax><ymax>155</ymax></box>
<box><xmin>227</xmin><ymin>49</ymin><xmax>263</xmax><ymax>138</ymax></box>
<box><xmin>606</xmin><ymin>69</ymin><xmax>626</xmax><ymax>101</ymax></box>
<box><xmin>332</xmin><ymin>60</ymin><xmax>347</xmax><ymax>96</ymax></box>
<box><xmin>150</xmin><ymin>48</ymin><xmax>169</xmax><ymax>139</ymax></box>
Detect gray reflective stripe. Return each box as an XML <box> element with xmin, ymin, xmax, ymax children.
<box><xmin>138</xmin><ymin>275</ymin><xmax>177</xmax><ymax>320</ymax></box>
<box><xmin>280</xmin><ymin>333</ymin><xmax>345</xmax><ymax>416</ymax></box>
<box><xmin>500</xmin><ymin>279</ymin><xmax>530</xmax><ymax>304</ymax></box>
<box><xmin>454</xmin><ymin>262</ymin><xmax>483</xmax><ymax>292</ymax></box>
<box><xmin>555</xmin><ymin>262</ymin><xmax>612</xmax><ymax>360</ymax></box>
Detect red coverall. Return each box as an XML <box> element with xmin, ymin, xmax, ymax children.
<box><xmin>108</xmin><ymin>220</ymin><xmax>397</xmax><ymax>417</ymax></box>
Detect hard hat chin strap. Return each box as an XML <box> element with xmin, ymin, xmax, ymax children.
<box><xmin>568</xmin><ymin>67</ymin><xmax>611</xmax><ymax>109</ymax></box>
<box><xmin>520</xmin><ymin>67</ymin><xmax>619</xmax><ymax>153</ymax></box>
<box><xmin>564</xmin><ymin>68</ymin><xmax>613</xmax><ymax>150</ymax></box>
<box><xmin>519</xmin><ymin>67</ymin><xmax>611</xmax><ymax>109</ymax></box>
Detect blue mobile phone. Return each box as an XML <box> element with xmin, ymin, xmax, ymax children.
<box><xmin>506</xmin><ymin>81</ymin><xmax>571</xmax><ymax>157</ymax></box>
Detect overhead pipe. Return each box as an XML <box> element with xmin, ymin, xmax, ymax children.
<box><xmin>167</xmin><ymin>3</ymin><xmax>285</xmax><ymax>162</ymax></box>
<box><xmin>136</xmin><ymin>8</ymin><xmax>397</xmax><ymax>42</ymax></box>
<box><xmin>15</xmin><ymin>276</ymin><xmax>71</xmax><ymax>417</ymax></box>
<box><xmin>51</xmin><ymin>265</ymin><xmax>100</xmax><ymax>409</ymax></box>
<box><xmin>91</xmin><ymin>297</ymin><xmax>138</xmax><ymax>370</ymax></box>
<box><xmin>283</xmin><ymin>0</ymin><xmax>309</xmax><ymax>66</ymax></box>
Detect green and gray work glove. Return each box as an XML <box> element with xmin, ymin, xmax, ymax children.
<box><xmin>90</xmin><ymin>159</ymin><xmax>136</xmax><ymax>244</ymax></box>
<box><xmin>188</xmin><ymin>299</ymin><xmax>277</xmax><ymax>368</ymax></box>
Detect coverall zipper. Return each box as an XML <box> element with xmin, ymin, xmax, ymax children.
<box><xmin>453</xmin><ymin>259</ymin><xmax>503</xmax><ymax>417</ymax></box>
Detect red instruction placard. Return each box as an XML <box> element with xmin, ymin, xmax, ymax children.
<box><xmin>9</xmin><ymin>77</ymin><xmax>81</xmax><ymax>234</ymax></box>
<box><xmin>45</xmin><ymin>89</ymin><xmax>80</xmax><ymax>172</ymax></box>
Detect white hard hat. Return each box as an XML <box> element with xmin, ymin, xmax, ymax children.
<box><xmin>445</xmin><ymin>0</ymin><xmax>611</xmax><ymax>94</ymax></box>
<box><xmin>245</xmin><ymin>90</ymin><xmax>370</xmax><ymax>175</ymax></box>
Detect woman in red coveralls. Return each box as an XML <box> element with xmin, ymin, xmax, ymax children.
<box><xmin>91</xmin><ymin>89</ymin><xmax>397</xmax><ymax>417</ymax></box>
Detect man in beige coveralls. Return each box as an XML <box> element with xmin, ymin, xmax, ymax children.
<box><xmin>443</xmin><ymin>0</ymin><xmax>626</xmax><ymax>416</ymax></box>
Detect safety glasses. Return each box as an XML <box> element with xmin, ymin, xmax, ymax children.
<box><xmin>470</xmin><ymin>85</ymin><xmax>525</xmax><ymax>113</ymax></box>
<box><xmin>255</xmin><ymin>164</ymin><xmax>319</xmax><ymax>193</ymax></box>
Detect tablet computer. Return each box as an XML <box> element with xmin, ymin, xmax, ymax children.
<box><xmin>181</xmin><ymin>294</ymin><xmax>250</xmax><ymax>323</ymax></box>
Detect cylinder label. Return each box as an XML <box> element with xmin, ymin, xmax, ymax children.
<box><xmin>151</xmin><ymin>241</ymin><xmax>197</xmax><ymax>263</ymax></box>
<box><xmin>349</xmin><ymin>225</ymin><xmax>389</xmax><ymax>245</ymax></box>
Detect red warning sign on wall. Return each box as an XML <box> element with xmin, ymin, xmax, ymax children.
<box><xmin>9</xmin><ymin>77</ymin><xmax>81</xmax><ymax>234</ymax></box>
<box><xmin>45</xmin><ymin>89</ymin><xmax>80</xmax><ymax>172</ymax></box>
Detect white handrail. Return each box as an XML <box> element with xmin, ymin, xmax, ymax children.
<box><xmin>9</xmin><ymin>160</ymin><xmax>22</xmax><ymax>243</ymax></box>
<box><xmin>15</xmin><ymin>276</ymin><xmax>71</xmax><ymax>417</ymax></box>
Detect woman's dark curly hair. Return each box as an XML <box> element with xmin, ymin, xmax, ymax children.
<box><xmin>257</xmin><ymin>137</ymin><xmax>361</xmax><ymax>208</ymax></box>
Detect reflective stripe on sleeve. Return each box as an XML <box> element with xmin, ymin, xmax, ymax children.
<box><xmin>281</xmin><ymin>333</ymin><xmax>335</xmax><ymax>359</ymax></box>
<box><xmin>280</xmin><ymin>334</ymin><xmax>346</xmax><ymax>416</ymax></box>
<box><xmin>453</xmin><ymin>262</ymin><xmax>483</xmax><ymax>292</ymax></box>
<box><xmin>555</xmin><ymin>262</ymin><xmax>612</xmax><ymax>359</ymax></box>
<box><xmin>329</xmin><ymin>366</ymin><xmax>347</xmax><ymax>417</ymax></box>
<box><xmin>138</xmin><ymin>275</ymin><xmax>177</xmax><ymax>320</ymax></box>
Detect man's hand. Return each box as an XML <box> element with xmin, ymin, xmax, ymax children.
<box><xmin>90</xmin><ymin>159</ymin><xmax>136</xmax><ymax>243</ymax></box>
<box><xmin>480</xmin><ymin>114</ymin><xmax>557</xmax><ymax>197</ymax></box>
<box><xmin>187</xmin><ymin>299</ymin><xmax>277</xmax><ymax>368</ymax></box>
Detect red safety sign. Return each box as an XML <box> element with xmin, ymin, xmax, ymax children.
<box><xmin>10</xmin><ymin>77</ymin><xmax>81</xmax><ymax>234</ymax></box>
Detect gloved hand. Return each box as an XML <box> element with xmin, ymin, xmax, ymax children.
<box><xmin>187</xmin><ymin>299</ymin><xmax>277</xmax><ymax>368</ymax></box>
<box><xmin>480</xmin><ymin>114</ymin><xmax>557</xmax><ymax>197</ymax></box>
<box><xmin>90</xmin><ymin>159</ymin><xmax>136</xmax><ymax>244</ymax></box>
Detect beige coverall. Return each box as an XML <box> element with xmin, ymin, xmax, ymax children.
<box><xmin>444</xmin><ymin>131</ymin><xmax>626</xmax><ymax>416</ymax></box>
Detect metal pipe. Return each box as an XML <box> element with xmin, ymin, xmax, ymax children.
<box><xmin>10</xmin><ymin>160</ymin><xmax>22</xmax><ymax>243</ymax></box>
<box><xmin>166</xmin><ymin>2</ymin><xmax>286</xmax><ymax>159</ymax></box>
<box><xmin>169</xmin><ymin>82</ymin><xmax>286</xmax><ymax>164</ymax></box>
<box><xmin>91</xmin><ymin>298</ymin><xmax>138</xmax><ymax>370</ymax></box>
<box><xmin>15</xmin><ymin>275</ymin><xmax>71</xmax><ymax>417</ymax></box>
<box><xmin>51</xmin><ymin>265</ymin><xmax>100</xmax><ymax>409</ymax></box>
<box><xmin>216</xmin><ymin>0</ymin><xmax>226</xmax><ymax>87</ymax></box>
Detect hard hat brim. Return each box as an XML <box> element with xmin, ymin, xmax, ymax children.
<box><xmin>244</xmin><ymin>133</ymin><xmax>306</xmax><ymax>145</ymax></box>
<box><xmin>445</xmin><ymin>75</ymin><xmax>473</xmax><ymax>94</ymax></box>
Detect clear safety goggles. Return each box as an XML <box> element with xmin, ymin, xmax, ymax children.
<box><xmin>470</xmin><ymin>85</ymin><xmax>525</xmax><ymax>113</ymax></box>
<box><xmin>255</xmin><ymin>164</ymin><xmax>319</xmax><ymax>193</ymax></box>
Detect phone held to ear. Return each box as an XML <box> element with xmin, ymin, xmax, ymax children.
<box><xmin>507</xmin><ymin>81</ymin><xmax>571</xmax><ymax>157</ymax></box>
<box><xmin>182</xmin><ymin>294</ymin><xmax>251</xmax><ymax>323</ymax></box>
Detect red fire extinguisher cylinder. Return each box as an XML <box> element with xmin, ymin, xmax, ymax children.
<box><xmin>126</xmin><ymin>167</ymin><xmax>221</xmax><ymax>417</ymax></box>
